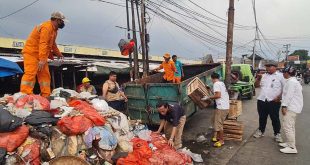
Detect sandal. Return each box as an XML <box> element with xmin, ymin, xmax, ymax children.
<box><xmin>212</xmin><ymin>137</ymin><xmax>218</xmax><ymax>142</ymax></box>
<box><xmin>214</xmin><ymin>141</ymin><xmax>224</xmax><ymax>147</ymax></box>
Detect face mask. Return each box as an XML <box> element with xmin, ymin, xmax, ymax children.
<box><xmin>58</xmin><ymin>21</ymin><xmax>65</xmax><ymax>29</ymax></box>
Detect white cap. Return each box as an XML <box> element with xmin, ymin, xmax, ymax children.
<box><xmin>51</xmin><ymin>11</ymin><xmax>68</xmax><ymax>22</ymax></box>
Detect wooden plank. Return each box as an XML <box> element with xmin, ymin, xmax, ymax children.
<box><xmin>224</xmin><ymin>137</ymin><xmax>243</xmax><ymax>141</ymax></box>
<box><xmin>228</xmin><ymin>100</ymin><xmax>242</xmax><ymax>119</ymax></box>
<box><xmin>223</xmin><ymin>125</ymin><xmax>244</xmax><ymax>131</ymax></box>
<box><xmin>223</xmin><ymin>120</ymin><xmax>243</xmax><ymax>126</ymax></box>
<box><xmin>224</xmin><ymin>129</ymin><xmax>244</xmax><ymax>135</ymax></box>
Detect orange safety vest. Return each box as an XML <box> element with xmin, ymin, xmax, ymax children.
<box><xmin>160</xmin><ymin>60</ymin><xmax>177</xmax><ymax>81</ymax></box>
<box><xmin>22</xmin><ymin>20</ymin><xmax>61</xmax><ymax>61</ymax></box>
<box><xmin>20</xmin><ymin>20</ymin><xmax>61</xmax><ymax>97</ymax></box>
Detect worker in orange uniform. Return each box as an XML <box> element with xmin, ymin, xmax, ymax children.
<box><xmin>20</xmin><ymin>11</ymin><xmax>67</xmax><ymax>97</ymax></box>
<box><xmin>154</xmin><ymin>53</ymin><xmax>177</xmax><ymax>83</ymax></box>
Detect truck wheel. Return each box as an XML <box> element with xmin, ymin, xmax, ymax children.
<box><xmin>237</xmin><ymin>93</ymin><xmax>242</xmax><ymax>100</ymax></box>
<box><xmin>247</xmin><ymin>91</ymin><xmax>253</xmax><ymax>100</ymax></box>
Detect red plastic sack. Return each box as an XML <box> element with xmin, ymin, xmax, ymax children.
<box><xmin>150</xmin><ymin>132</ymin><xmax>169</xmax><ymax>150</ymax></box>
<box><xmin>117</xmin><ymin>138</ymin><xmax>152</xmax><ymax>165</ymax></box>
<box><xmin>0</xmin><ymin>125</ymin><xmax>29</xmax><ymax>152</ymax></box>
<box><xmin>149</xmin><ymin>132</ymin><xmax>192</xmax><ymax>165</ymax></box>
<box><xmin>57</xmin><ymin>116</ymin><xmax>93</xmax><ymax>135</ymax></box>
<box><xmin>17</xmin><ymin>137</ymin><xmax>41</xmax><ymax>165</ymax></box>
<box><xmin>149</xmin><ymin>148</ymin><xmax>192</xmax><ymax>165</ymax></box>
<box><xmin>69</xmin><ymin>100</ymin><xmax>105</xmax><ymax>126</ymax></box>
<box><xmin>15</xmin><ymin>95</ymin><xmax>50</xmax><ymax>110</ymax></box>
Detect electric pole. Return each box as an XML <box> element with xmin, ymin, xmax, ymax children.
<box><xmin>252</xmin><ymin>39</ymin><xmax>257</xmax><ymax>69</ymax></box>
<box><xmin>283</xmin><ymin>44</ymin><xmax>291</xmax><ymax>66</ymax></box>
<box><xmin>224</xmin><ymin>0</ymin><xmax>235</xmax><ymax>86</ymax></box>
<box><xmin>131</xmin><ymin>0</ymin><xmax>139</xmax><ymax>80</ymax></box>
<box><xmin>125</xmin><ymin>0</ymin><xmax>133</xmax><ymax>81</ymax></box>
<box><xmin>139</xmin><ymin>0</ymin><xmax>147</xmax><ymax>77</ymax></box>
<box><xmin>144</xmin><ymin>3</ymin><xmax>150</xmax><ymax>76</ymax></box>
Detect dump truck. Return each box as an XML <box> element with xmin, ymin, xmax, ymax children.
<box><xmin>124</xmin><ymin>63</ymin><xmax>221</xmax><ymax>125</ymax></box>
<box><xmin>124</xmin><ymin>63</ymin><xmax>254</xmax><ymax>124</ymax></box>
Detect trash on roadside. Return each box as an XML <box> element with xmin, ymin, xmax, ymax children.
<box><xmin>196</xmin><ymin>134</ymin><xmax>207</xmax><ymax>143</ymax></box>
<box><xmin>0</xmin><ymin>91</ymin><xmax>203</xmax><ymax>165</ymax></box>
<box><xmin>178</xmin><ymin>147</ymin><xmax>203</xmax><ymax>163</ymax></box>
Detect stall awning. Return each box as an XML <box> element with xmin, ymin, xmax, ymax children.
<box><xmin>0</xmin><ymin>57</ymin><xmax>23</xmax><ymax>77</ymax></box>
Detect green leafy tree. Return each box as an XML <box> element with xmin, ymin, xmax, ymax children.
<box><xmin>289</xmin><ymin>49</ymin><xmax>309</xmax><ymax>60</ymax></box>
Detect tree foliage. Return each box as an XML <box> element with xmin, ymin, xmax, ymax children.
<box><xmin>289</xmin><ymin>49</ymin><xmax>309</xmax><ymax>60</ymax></box>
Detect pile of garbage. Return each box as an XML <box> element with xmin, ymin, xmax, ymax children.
<box><xmin>0</xmin><ymin>88</ymin><xmax>202</xmax><ymax>165</ymax></box>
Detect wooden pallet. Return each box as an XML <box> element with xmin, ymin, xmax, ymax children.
<box><xmin>187</xmin><ymin>77</ymin><xmax>212</xmax><ymax>109</ymax></box>
<box><xmin>223</xmin><ymin>120</ymin><xmax>244</xmax><ymax>141</ymax></box>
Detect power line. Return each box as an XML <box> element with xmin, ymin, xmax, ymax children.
<box><xmin>0</xmin><ymin>0</ymin><xmax>40</xmax><ymax>20</ymax></box>
<box><xmin>92</xmin><ymin>0</ymin><xmax>126</xmax><ymax>7</ymax></box>
<box><xmin>188</xmin><ymin>0</ymin><xmax>255</xmax><ymax>29</ymax></box>
<box><xmin>146</xmin><ymin>6</ymin><xmax>226</xmax><ymax>49</ymax></box>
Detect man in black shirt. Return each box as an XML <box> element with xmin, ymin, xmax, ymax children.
<box><xmin>155</xmin><ymin>101</ymin><xmax>186</xmax><ymax>149</ymax></box>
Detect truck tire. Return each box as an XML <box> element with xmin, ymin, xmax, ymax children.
<box><xmin>247</xmin><ymin>91</ymin><xmax>253</xmax><ymax>100</ymax></box>
<box><xmin>253</xmin><ymin>88</ymin><xmax>256</xmax><ymax>96</ymax></box>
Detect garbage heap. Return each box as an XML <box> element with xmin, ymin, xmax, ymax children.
<box><xmin>0</xmin><ymin>88</ymin><xmax>199</xmax><ymax>165</ymax></box>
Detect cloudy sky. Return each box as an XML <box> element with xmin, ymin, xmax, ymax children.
<box><xmin>0</xmin><ymin>0</ymin><xmax>309</xmax><ymax>60</ymax></box>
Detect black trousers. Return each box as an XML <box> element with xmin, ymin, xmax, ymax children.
<box><xmin>257</xmin><ymin>100</ymin><xmax>281</xmax><ymax>135</ymax></box>
<box><xmin>108</xmin><ymin>100</ymin><xmax>125</xmax><ymax>112</ymax></box>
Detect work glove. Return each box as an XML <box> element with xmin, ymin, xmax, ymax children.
<box><xmin>201</xmin><ymin>96</ymin><xmax>210</xmax><ymax>101</ymax></box>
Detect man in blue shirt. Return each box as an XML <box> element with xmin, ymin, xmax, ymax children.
<box><xmin>172</xmin><ymin>55</ymin><xmax>184</xmax><ymax>83</ymax></box>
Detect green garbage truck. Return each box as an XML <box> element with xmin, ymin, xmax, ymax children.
<box><xmin>124</xmin><ymin>63</ymin><xmax>254</xmax><ymax>124</ymax></box>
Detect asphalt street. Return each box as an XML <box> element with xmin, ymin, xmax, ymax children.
<box><xmin>229</xmin><ymin>85</ymin><xmax>310</xmax><ymax>165</ymax></box>
<box><xmin>182</xmin><ymin>85</ymin><xmax>309</xmax><ymax>165</ymax></box>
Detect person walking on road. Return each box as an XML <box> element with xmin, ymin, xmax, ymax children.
<box><xmin>279</xmin><ymin>66</ymin><xmax>303</xmax><ymax>154</ymax></box>
<box><xmin>172</xmin><ymin>55</ymin><xmax>184</xmax><ymax>83</ymax></box>
<box><xmin>202</xmin><ymin>72</ymin><xmax>229</xmax><ymax>147</ymax></box>
<box><xmin>154</xmin><ymin>53</ymin><xmax>177</xmax><ymax>83</ymax></box>
<box><xmin>254</xmin><ymin>62</ymin><xmax>284</xmax><ymax>143</ymax></box>
<box><xmin>155</xmin><ymin>101</ymin><xmax>186</xmax><ymax>149</ymax></box>
<box><xmin>20</xmin><ymin>11</ymin><xmax>66</xmax><ymax>97</ymax></box>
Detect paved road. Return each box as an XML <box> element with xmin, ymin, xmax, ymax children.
<box><xmin>228</xmin><ymin>85</ymin><xmax>310</xmax><ymax>165</ymax></box>
<box><xmin>182</xmin><ymin>91</ymin><xmax>259</xmax><ymax>165</ymax></box>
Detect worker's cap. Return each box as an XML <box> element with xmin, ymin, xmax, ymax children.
<box><xmin>82</xmin><ymin>77</ymin><xmax>91</xmax><ymax>84</ymax></box>
<box><xmin>163</xmin><ymin>53</ymin><xmax>171</xmax><ymax>59</ymax></box>
<box><xmin>51</xmin><ymin>11</ymin><xmax>68</xmax><ymax>22</ymax></box>
<box><xmin>265</xmin><ymin>61</ymin><xmax>277</xmax><ymax>67</ymax></box>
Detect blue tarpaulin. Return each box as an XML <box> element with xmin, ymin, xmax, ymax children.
<box><xmin>0</xmin><ymin>57</ymin><xmax>23</xmax><ymax>77</ymax></box>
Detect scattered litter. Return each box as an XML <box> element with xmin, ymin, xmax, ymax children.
<box><xmin>196</xmin><ymin>134</ymin><xmax>207</xmax><ymax>143</ymax></box>
<box><xmin>203</xmin><ymin>150</ymin><xmax>210</xmax><ymax>155</ymax></box>
<box><xmin>178</xmin><ymin>147</ymin><xmax>203</xmax><ymax>163</ymax></box>
<box><xmin>0</xmin><ymin>91</ymin><xmax>202</xmax><ymax>164</ymax></box>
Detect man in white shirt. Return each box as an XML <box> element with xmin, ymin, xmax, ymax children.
<box><xmin>254</xmin><ymin>62</ymin><xmax>284</xmax><ymax>143</ymax></box>
<box><xmin>279</xmin><ymin>66</ymin><xmax>303</xmax><ymax>154</ymax></box>
<box><xmin>202</xmin><ymin>72</ymin><xmax>229</xmax><ymax>147</ymax></box>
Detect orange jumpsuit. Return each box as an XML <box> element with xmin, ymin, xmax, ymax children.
<box><xmin>159</xmin><ymin>60</ymin><xmax>177</xmax><ymax>82</ymax></box>
<box><xmin>20</xmin><ymin>20</ymin><xmax>61</xmax><ymax>97</ymax></box>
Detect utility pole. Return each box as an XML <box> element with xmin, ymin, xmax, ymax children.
<box><xmin>224</xmin><ymin>0</ymin><xmax>235</xmax><ymax>86</ymax></box>
<box><xmin>252</xmin><ymin>40</ymin><xmax>257</xmax><ymax>68</ymax></box>
<box><xmin>140</xmin><ymin>0</ymin><xmax>148</xmax><ymax>77</ymax></box>
<box><xmin>276</xmin><ymin>50</ymin><xmax>282</xmax><ymax>63</ymax></box>
<box><xmin>125</xmin><ymin>0</ymin><xmax>133</xmax><ymax>81</ymax></box>
<box><xmin>283</xmin><ymin>44</ymin><xmax>291</xmax><ymax>66</ymax></box>
<box><xmin>131</xmin><ymin>0</ymin><xmax>139</xmax><ymax>80</ymax></box>
<box><xmin>145</xmin><ymin>13</ymin><xmax>150</xmax><ymax>76</ymax></box>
